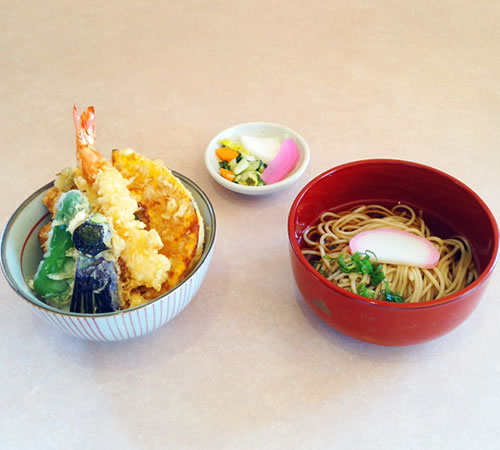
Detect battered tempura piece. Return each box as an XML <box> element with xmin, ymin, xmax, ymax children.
<box><xmin>112</xmin><ymin>148</ymin><xmax>204</xmax><ymax>299</ymax></box>
<box><xmin>72</xmin><ymin>106</ymin><xmax>172</xmax><ymax>308</ymax></box>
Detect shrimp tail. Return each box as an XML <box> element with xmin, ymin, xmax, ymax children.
<box><xmin>73</xmin><ymin>105</ymin><xmax>108</xmax><ymax>182</ymax></box>
<box><xmin>73</xmin><ymin>105</ymin><xmax>96</xmax><ymax>148</ymax></box>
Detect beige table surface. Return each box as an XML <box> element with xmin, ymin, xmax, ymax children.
<box><xmin>1</xmin><ymin>1</ymin><xmax>500</xmax><ymax>449</ymax></box>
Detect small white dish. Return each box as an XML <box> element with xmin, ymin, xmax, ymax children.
<box><xmin>205</xmin><ymin>122</ymin><xmax>310</xmax><ymax>196</ymax></box>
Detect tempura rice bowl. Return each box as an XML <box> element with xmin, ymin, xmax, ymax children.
<box><xmin>1</xmin><ymin>172</ymin><xmax>216</xmax><ymax>342</ymax></box>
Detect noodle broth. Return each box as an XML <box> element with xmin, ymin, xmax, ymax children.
<box><xmin>300</xmin><ymin>202</ymin><xmax>479</xmax><ymax>303</ymax></box>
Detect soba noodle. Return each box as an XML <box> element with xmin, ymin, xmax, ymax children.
<box><xmin>301</xmin><ymin>204</ymin><xmax>478</xmax><ymax>303</ymax></box>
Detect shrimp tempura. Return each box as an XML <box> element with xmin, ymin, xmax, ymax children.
<box><xmin>73</xmin><ymin>106</ymin><xmax>171</xmax><ymax>301</ymax></box>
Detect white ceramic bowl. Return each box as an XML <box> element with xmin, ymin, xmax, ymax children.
<box><xmin>205</xmin><ymin>122</ymin><xmax>310</xmax><ymax>195</ymax></box>
<box><xmin>1</xmin><ymin>172</ymin><xmax>216</xmax><ymax>342</ymax></box>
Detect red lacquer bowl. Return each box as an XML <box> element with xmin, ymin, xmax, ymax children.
<box><xmin>288</xmin><ymin>159</ymin><xmax>499</xmax><ymax>346</ymax></box>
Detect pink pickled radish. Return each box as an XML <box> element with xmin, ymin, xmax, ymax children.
<box><xmin>261</xmin><ymin>138</ymin><xmax>300</xmax><ymax>185</ymax></box>
<box><xmin>349</xmin><ymin>228</ymin><xmax>440</xmax><ymax>269</ymax></box>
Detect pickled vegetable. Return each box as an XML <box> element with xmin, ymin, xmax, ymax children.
<box><xmin>261</xmin><ymin>138</ymin><xmax>300</xmax><ymax>185</ymax></box>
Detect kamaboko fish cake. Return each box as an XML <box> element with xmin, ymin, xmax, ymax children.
<box><xmin>112</xmin><ymin>148</ymin><xmax>204</xmax><ymax>298</ymax></box>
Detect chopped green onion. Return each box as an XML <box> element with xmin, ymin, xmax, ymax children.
<box><xmin>382</xmin><ymin>281</ymin><xmax>405</xmax><ymax>302</ymax></box>
<box><xmin>370</xmin><ymin>264</ymin><xmax>385</xmax><ymax>285</ymax></box>
<box><xmin>356</xmin><ymin>283</ymin><xmax>375</xmax><ymax>299</ymax></box>
<box><xmin>337</xmin><ymin>254</ymin><xmax>357</xmax><ymax>272</ymax></box>
<box><xmin>317</xmin><ymin>250</ymin><xmax>404</xmax><ymax>302</ymax></box>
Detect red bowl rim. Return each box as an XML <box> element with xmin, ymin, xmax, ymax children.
<box><xmin>288</xmin><ymin>158</ymin><xmax>500</xmax><ymax>310</ymax></box>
